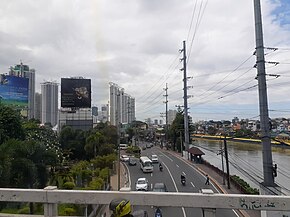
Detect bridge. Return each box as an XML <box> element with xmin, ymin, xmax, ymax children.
<box><xmin>0</xmin><ymin>187</ymin><xmax>290</xmax><ymax>217</ymax></box>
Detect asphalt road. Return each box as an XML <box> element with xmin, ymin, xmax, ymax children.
<box><xmin>124</xmin><ymin>143</ymin><xmax>240</xmax><ymax>217</ymax></box>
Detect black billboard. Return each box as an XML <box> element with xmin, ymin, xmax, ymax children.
<box><xmin>61</xmin><ymin>78</ymin><xmax>91</xmax><ymax>108</ymax></box>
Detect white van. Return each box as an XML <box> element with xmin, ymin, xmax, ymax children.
<box><xmin>119</xmin><ymin>144</ymin><xmax>128</xmax><ymax>150</ymax></box>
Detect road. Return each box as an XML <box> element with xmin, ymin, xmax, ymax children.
<box><xmin>124</xmin><ymin>143</ymin><xmax>240</xmax><ymax>217</ymax></box>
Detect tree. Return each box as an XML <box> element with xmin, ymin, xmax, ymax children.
<box><xmin>0</xmin><ymin>104</ymin><xmax>25</xmax><ymax>144</ymax></box>
<box><xmin>208</xmin><ymin>126</ymin><xmax>218</xmax><ymax>135</ymax></box>
<box><xmin>59</xmin><ymin>126</ymin><xmax>86</xmax><ymax>160</ymax></box>
<box><xmin>0</xmin><ymin>139</ymin><xmax>58</xmax><ymax>188</ymax></box>
<box><xmin>168</xmin><ymin>110</ymin><xmax>184</xmax><ymax>152</ymax></box>
<box><xmin>85</xmin><ymin>132</ymin><xmax>104</xmax><ymax>158</ymax></box>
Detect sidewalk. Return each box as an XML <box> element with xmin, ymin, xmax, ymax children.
<box><xmin>167</xmin><ymin>149</ymin><xmax>261</xmax><ymax>217</ymax></box>
<box><xmin>110</xmin><ymin>162</ymin><xmax>128</xmax><ymax>190</ymax></box>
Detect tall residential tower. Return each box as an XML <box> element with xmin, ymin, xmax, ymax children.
<box><xmin>109</xmin><ymin>82</ymin><xmax>135</xmax><ymax>126</ymax></box>
<box><xmin>41</xmin><ymin>81</ymin><xmax>58</xmax><ymax>127</ymax></box>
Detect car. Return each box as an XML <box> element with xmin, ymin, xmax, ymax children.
<box><xmin>142</xmin><ymin>146</ymin><xmax>146</xmax><ymax>150</ymax></box>
<box><xmin>128</xmin><ymin>157</ymin><xmax>137</xmax><ymax>166</ymax></box>
<box><xmin>135</xmin><ymin>178</ymin><xmax>149</xmax><ymax>191</ymax></box>
<box><xmin>146</xmin><ymin>143</ymin><xmax>151</xmax><ymax>148</ymax></box>
<box><xmin>120</xmin><ymin>155</ymin><xmax>129</xmax><ymax>162</ymax></box>
<box><xmin>152</xmin><ymin>183</ymin><xmax>167</xmax><ymax>192</ymax></box>
<box><xmin>151</xmin><ymin>154</ymin><xmax>159</xmax><ymax>163</ymax></box>
<box><xmin>119</xmin><ymin>144</ymin><xmax>128</xmax><ymax>150</ymax></box>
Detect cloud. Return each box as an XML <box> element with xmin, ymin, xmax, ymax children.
<box><xmin>0</xmin><ymin>0</ymin><xmax>290</xmax><ymax>121</ymax></box>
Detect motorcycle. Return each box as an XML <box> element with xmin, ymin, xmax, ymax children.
<box><xmin>181</xmin><ymin>177</ymin><xmax>186</xmax><ymax>186</ymax></box>
<box><xmin>159</xmin><ymin>165</ymin><xmax>163</xmax><ymax>172</ymax></box>
<box><xmin>155</xmin><ymin>207</ymin><xmax>162</xmax><ymax>217</ymax></box>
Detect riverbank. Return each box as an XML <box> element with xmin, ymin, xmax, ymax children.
<box><xmin>192</xmin><ymin>134</ymin><xmax>290</xmax><ymax>148</ymax></box>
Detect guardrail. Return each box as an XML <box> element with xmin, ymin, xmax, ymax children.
<box><xmin>0</xmin><ymin>187</ymin><xmax>290</xmax><ymax>217</ymax></box>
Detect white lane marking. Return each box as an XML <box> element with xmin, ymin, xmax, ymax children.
<box><xmin>162</xmin><ymin>153</ymin><xmax>173</xmax><ymax>162</ymax></box>
<box><xmin>151</xmin><ymin>172</ymin><xmax>153</xmax><ymax>177</ymax></box>
<box><xmin>163</xmin><ymin>162</ymin><xmax>187</xmax><ymax>217</ymax></box>
<box><xmin>176</xmin><ymin>164</ymin><xmax>179</xmax><ymax>168</ymax></box>
<box><xmin>150</xmin><ymin>183</ymin><xmax>153</xmax><ymax>190</ymax></box>
<box><xmin>232</xmin><ymin>210</ymin><xmax>239</xmax><ymax>216</ymax></box>
<box><xmin>190</xmin><ymin>182</ymin><xmax>195</xmax><ymax>188</ymax></box>
<box><xmin>182</xmin><ymin>172</ymin><xmax>186</xmax><ymax>176</ymax></box>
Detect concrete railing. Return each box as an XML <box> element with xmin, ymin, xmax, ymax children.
<box><xmin>0</xmin><ymin>187</ymin><xmax>290</xmax><ymax>217</ymax></box>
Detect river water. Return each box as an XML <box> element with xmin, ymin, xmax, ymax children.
<box><xmin>191</xmin><ymin>139</ymin><xmax>290</xmax><ymax>195</ymax></box>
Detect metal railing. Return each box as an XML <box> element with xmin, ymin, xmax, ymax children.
<box><xmin>0</xmin><ymin>187</ymin><xmax>290</xmax><ymax>217</ymax></box>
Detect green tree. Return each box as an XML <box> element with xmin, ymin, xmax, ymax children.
<box><xmin>85</xmin><ymin>132</ymin><xmax>104</xmax><ymax>158</ymax></box>
<box><xmin>208</xmin><ymin>126</ymin><xmax>218</xmax><ymax>135</ymax></box>
<box><xmin>0</xmin><ymin>139</ymin><xmax>57</xmax><ymax>188</ymax></box>
<box><xmin>59</xmin><ymin>126</ymin><xmax>86</xmax><ymax>160</ymax></box>
<box><xmin>0</xmin><ymin>104</ymin><xmax>25</xmax><ymax>144</ymax></box>
<box><xmin>168</xmin><ymin>110</ymin><xmax>184</xmax><ymax>151</ymax></box>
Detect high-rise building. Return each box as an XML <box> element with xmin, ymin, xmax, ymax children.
<box><xmin>98</xmin><ymin>104</ymin><xmax>109</xmax><ymax>123</ymax></box>
<box><xmin>109</xmin><ymin>82</ymin><xmax>135</xmax><ymax>125</ymax></box>
<box><xmin>41</xmin><ymin>81</ymin><xmax>58</xmax><ymax>127</ymax></box>
<box><xmin>9</xmin><ymin>63</ymin><xmax>35</xmax><ymax>119</ymax></box>
<box><xmin>92</xmin><ymin>106</ymin><xmax>98</xmax><ymax>116</ymax></box>
<box><xmin>34</xmin><ymin>92</ymin><xmax>42</xmax><ymax>122</ymax></box>
<box><xmin>168</xmin><ymin>109</ymin><xmax>177</xmax><ymax>125</ymax></box>
<box><xmin>154</xmin><ymin>119</ymin><xmax>159</xmax><ymax>125</ymax></box>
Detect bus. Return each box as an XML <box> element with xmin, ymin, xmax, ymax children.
<box><xmin>139</xmin><ymin>156</ymin><xmax>153</xmax><ymax>173</ymax></box>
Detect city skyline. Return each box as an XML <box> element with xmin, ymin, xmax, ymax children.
<box><xmin>0</xmin><ymin>1</ymin><xmax>290</xmax><ymax>122</ymax></box>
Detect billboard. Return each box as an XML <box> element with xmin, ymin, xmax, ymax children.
<box><xmin>0</xmin><ymin>74</ymin><xmax>29</xmax><ymax>107</ymax></box>
<box><xmin>61</xmin><ymin>78</ymin><xmax>91</xmax><ymax>108</ymax></box>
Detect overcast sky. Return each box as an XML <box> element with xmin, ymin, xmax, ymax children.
<box><xmin>1</xmin><ymin>0</ymin><xmax>290</xmax><ymax>122</ymax></box>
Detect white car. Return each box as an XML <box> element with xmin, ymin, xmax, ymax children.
<box><xmin>151</xmin><ymin>154</ymin><xmax>159</xmax><ymax>163</ymax></box>
<box><xmin>120</xmin><ymin>155</ymin><xmax>129</xmax><ymax>162</ymax></box>
<box><xmin>135</xmin><ymin>178</ymin><xmax>149</xmax><ymax>191</ymax></box>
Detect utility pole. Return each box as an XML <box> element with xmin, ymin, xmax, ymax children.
<box><xmin>253</xmin><ymin>0</ymin><xmax>274</xmax><ymax>187</ymax></box>
<box><xmin>116</xmin><ymin>92</ymin><xmax>121</xmax><ymax>191</ymax></box>
<box><xmin>217</xmin><ymin>140</ymin><xmax>225</xmax><ymax>185</ymax></box>
<box><xmin>163</xmin><ymin>83</ymin><xmax>168</xmax><ymax>148</ymax></box>
<box><xmin>180</xmin><ymin>131</ymin><xmax>183</xmax><ymax>157</ymax></box>
<box><xmin>180</xmin><ymin>41</ymin><xmax>190</xmax><ymax>157</ymax></box>
<box><xmin>223</xmin><ymin>135</ymin><xmax>230</xmax><ymax>189</ymax></box>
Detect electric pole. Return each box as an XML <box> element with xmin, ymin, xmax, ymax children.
<box><xmin>224</xmin><ymin>136</ymin><xmax>230</xmax><ymax>189</ymax></box>
<box><xmin>180</xmin><ymin>41</ymin><xmax>190</xmax><ymax>157</ymax></box>
<box><xmin>163</xmin><ymin>83</ymin><xmax>168</xmax><ymax>148</ymax></box>
<box><xmin>116</xmin><ymin>92</ymin><xmax>121</xmax><ymax>190</ymax></box>
<box><xmin>253</xmin><ymin>0</ymin><xmax>274</xmax><ymax>187</ymax></box>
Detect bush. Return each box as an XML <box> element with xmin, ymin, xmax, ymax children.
<box><xmin>231</xmin><ymin>175</ymin><xmax>259</xmax><ymax>195</ymax></box>
<box><xmin>62</xmin><ymin>181</ymin><xmax>76</xmax><ymax>190</ymax></box>
<box><xmin>58</xmin><ymin>204</ymin><xmax>79</xmax><ymax>216</ymax></box>
<box><xmin>17</xmin><ymin>206</ymin><xmax>30</xmax><ymax>214</ymax></box>
<box><xmin>86</xmin><ymin>177</ymin><xmax>104</xmax><ymax>190</ymax></box>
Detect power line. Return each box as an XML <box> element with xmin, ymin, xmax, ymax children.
<box><xmin>138</xmin><ymin>54</ymin><xmax>180</xmax><ymax>102</ymax></box>
<box><xmin>187</xmin><ymin>0</ymin><xmax>209</xmax><ymax>64</ymax></box>
<box><xmin>195</xmin><ymin>54</ymin><xmax>254</xmax><ymax>99</ymax></box>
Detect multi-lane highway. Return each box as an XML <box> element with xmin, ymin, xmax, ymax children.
<box><xmin>124</xmin><ymin>143</ymin><xmax>240</xmax><ymax>217</ymax></box>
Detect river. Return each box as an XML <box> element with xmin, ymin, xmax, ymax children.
<box><xmin>191</xmin><ymin>139</ymin><xmax>290</xmax><ymax>195</ymax></box>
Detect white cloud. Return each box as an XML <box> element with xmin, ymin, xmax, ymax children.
<box><xmin>0</xmin><ymin>0</ymin><xmax>290</xmax><ymax>121</ymax></box>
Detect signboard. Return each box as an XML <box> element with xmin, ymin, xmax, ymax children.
<box><xmin>61</xmin><ymin>78</ymin><xmax>91</xmax><ymax>108</ymax></box>
<box><xmin>0</xmin><ymin>74</ymin><xmax>29</xmax><ymax>107</ymax></box>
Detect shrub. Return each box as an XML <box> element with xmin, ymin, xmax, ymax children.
<box><xmin>58</xmin><ymin>204</ymin><xmax>78</xmax><ymax>216</ymax></box>
<box><xmin>62</xmin><ymin>181</ymin><xmax>76</xmax><ymax>190</ymax></box>
<box><xmin>17</xmin><ymin>206</ymin><xmax>30</xmax><ymax>214</ymax></box>
<box><xmin>231</xmin><ymin>175</ymin><xmax>259</xmax><ymax>195</ymax></box>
